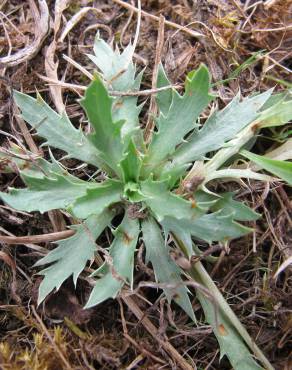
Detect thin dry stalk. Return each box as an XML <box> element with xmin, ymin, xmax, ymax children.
<box><xmin>124</xmin><ymin>333</ymin><xmax>166</xmax><ymax>365</ymax></box>
<box><xmin>144</xmin><ymin>15</ymin><xmax>165</xmax><ymax>143</ymax></box>
<box><xmin>122</xmin><ymin>295</ymin><xmax>194</xmax><ymax>370</ymax></box>
<box><xmin>0</xmin><ymin>229</ymin><xmax>74</xmax><ymax>244</ymax></box>
<box><xmin>12</xmin><ymin>104</ymin><xmax>41</xmax><ymax>155</ymax></box>
<box><xmin>37</xmin><ymin>74</ymin><xmax>181</xmax><ymax>96</ymax></box>
<box><xmin>31</xmin><ymin>305</ymin><xmax>72</xmax><ymax>370</ymax></box>
<box><xmin>45</xmin><ymin>0</ymin><xmax>71</xmax><ymax>114</ymax></box>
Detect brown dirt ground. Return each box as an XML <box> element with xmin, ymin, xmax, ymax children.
<box><xmin>0</xmin><ymin>1</ymin><xmax>291</xmax><ymax>369</ymax></box>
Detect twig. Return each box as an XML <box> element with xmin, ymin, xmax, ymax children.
<box><xmin>120</xmin><ymin>1</ymin><xmax>135</xmax><ymax>47</ymax></box>
<box><xmin>266</xmin><ymin>55</ymin><xmax>292</xmax><ymax>74</ymax></box>
<box><xmin>123</xmin><ymin>333</ymin><xmax>166</xmax><ymax>365</ymax></box>
<box><xmin>0</xmin><ymin>229</ymin><xmax>75</xmax><ymax>244</ymax></box>
<box><xmin>112</xmin><ymin>85</ymin><xmax>181</xmax><ymax>96</ymax></box>
<box><xmin>112</xmin><ymin>0</ymin><xmax>204</xmax><ymax>39</ymax></box>
<box><xmin>0</xmin><ymin>226</ymin><xmax>47</xmax><ymax>253</ymax></box>
<box><xmin>239</xmin><ymin>23</ymin><xmax>292</xmax><ymax>33</ymax></box>
<box><xmin>13</xmin><ymin>103</ymin><xmax>42</xmax><ymax>155</ymax></box>
<box><xmin>63</xmin><ymin>54</ymin><xmax>93</xmax><ymax>80</ymax></box>
<box><xmin>132</xmin><ymin>0</ymin><xmax>141</xmax><ymax>55</ymax></box>
<box><xmin>125</xmin><ymin>354</ymin><xmax>144</xmax><ymax>370</ymax></box>
<box><xmin>37</xmin><ymin>74</ymin><xmax>181</xmax><ymax>96</ymax></box>
<box><xmin>119</xmin><ymin>297</ymin><xmax>166</xmax><ymax>365</ymax></box>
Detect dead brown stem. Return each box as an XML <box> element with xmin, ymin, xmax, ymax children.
<box><xmin>0</xmin><ymin>229</ymin><xmax>75</xmax><ymax>245</ymax></box>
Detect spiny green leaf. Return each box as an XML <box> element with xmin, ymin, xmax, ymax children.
<box><xmin>13</xmin><ymin>91</ymin><xmax>102</xmax><ymax>168</ymax></box>
<box><xmin>112</xmin><ymin>73</ymin><xmax>144</xmax><ymax>142</ymax></box>
<box><xmin>0</xmin><ymin>172</ymin><xmax>93</xmax><ymax>213</ymax></box>
<box><xmin>120</xmin><ymin>139</ymin><xmax>142</xmax><ymax>183</ymax></box>
<box><xmin>24</xmin><ymin>153</ymin><xmax>88</xmax><ymax>184</ymax></box>
<box><xmin>156</xmin><ymin>63</ymin><xmax>173</xmax><ymax>116</ymax></box>
<box><xmin>162</xmin><ymin>190</ymin><xmax>253</xmax><ymax>257</ymax></box>
<box><xmin>142</xmin><ymin>217</ymin><xmax>195</xmax><ymax>321</ymax></box>
<box><xmin>165</xmin><ymin>224</ymin><xmax>194</xmax><ymax>257</ymax></box>
<box><xmin>162</xmin><ymin>212</ymin><xmax>251</xmax><ymax>244</ymax></box>
<box><xmin>260</xmin><ymin>91</ymin><xmax>289</xmax><ymax>110</ymax></box>
<box><xmin>204</xmin><ymin>168</ymin><xmax>274</xmax><ymax>185</ymax></box>
<box><xmin>210</xmin><ymin>192</ymin><xmax>260</xmax><ymax>221</ymax></box>
<box><xmin>81</xmin><ymin>77</ymin><xmax>125</xmax><ymax>176</ymax></box>
<box><xmin>165</xmin><ymin>192</ymin><xmax>258</xmax><ymax>255</ymax></box>
<box><xmin>241</xmin><ymin>150</ymin><xmax>292</xmax><ymax>185</ymax></box>
<box><xmin>89</xmin><ymin>36</ymin><xmax>135</xmax><ymax>91</ymax></box>
<box><xmin>88</xmin><ymin>35</ymin><xmax>143</xmax><ymax>141</ymax></box>
<box><xmin>70</xmin><ymin>180</ymin><xmax>124</xmax><ymax>219</ymax></box>
<box><xmin>188</xmin><ymin>260</ymin><xmax>265</xmax><ymax>370</ymax></box>
<box><xmin>0</xmin><ymin>144</ymin><xmax>57</xmax><ymax>177</ymax></box>
<box><xmin>258</xmin><ymin>91</ymin><xmax>292</xmax><ymax>128</ymax></box>
<box><xmin>265</xmin><ymin>138</ymin><xmax>292</xmax><ymax>162</ymax></box>
<box><xmin>37</xmin><ymin>210</ymin><xmax>114</xmax><ymax>304</ymax></box>
<box><xmin>123</xmin><ymin>181</ymin><xmax>145</xmax><ymax>202</ymax></box>
<box><xmin>145</xmin><ymin>65</ymin><xmax>213</xmax><ymax>171</ymax></box>
<box><xmin>197</xmin><ymin>290</ymin><xmax>263</xmax><ymax>369</ymax></box>
<box><xmin>140</xmin><ymin>177</ymin><xmax>203</xmax><ymax>221</ymax></box>
<box><xmin>85</xmin><ymin>213</ymin><xmax>140</xmax><ymax>308</ymax></box>
<box><xmin>194</xmin><ymin>190</ymin><xmax>260</xmax><ymax>221</ymax></box>
<box><xmin>165</xmin><ymin>90</ymin><xmax>272</xmax><ymax>177</ymax></box>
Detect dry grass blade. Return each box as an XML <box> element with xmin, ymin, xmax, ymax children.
<box><xmin>45</xmin><ymin>0</ymin><xmax>71</xmax><ymax>114</ymax></box>
<box><xmin>59</xmin><ymin>7</ymin><xmax>102</xmax><ymax>43</ymax></box>
<box><xmin>13</xmin><ymin>103</ymin><xmax>42</xmax><ymax>155</ymax></box>
<box><xmin>62</xmin><ymin>54</ymin><xmax>94</xmax><ymax>80</ymax></box>
<box><xmin>45</xmin><ymin>42</ymin><xmax>64</xmax><ymax>113</ymax></box>
<box><xmin>264</xmin><ymin>0</ymin><xmax>281</xmax><ymax>8</ymax></box>
<box><xmin>0</xmin><ymin>0</ymin><xmax>49</xmax><ymax>67</ymax></box>
<box><xmin>274</xmin><ymin>256</ymin><xmax>292</xmax><ymax>279</ymax></box>
<box><xmin>55</xmin><ymin>0</ymin><xmax>71</xmax><ymax>32</ymax></box>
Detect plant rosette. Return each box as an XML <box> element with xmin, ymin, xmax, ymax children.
<box><xmin>1</xmin><ymin>34</ymin><xmax>292</xmax><ymax>370</ymax></box>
